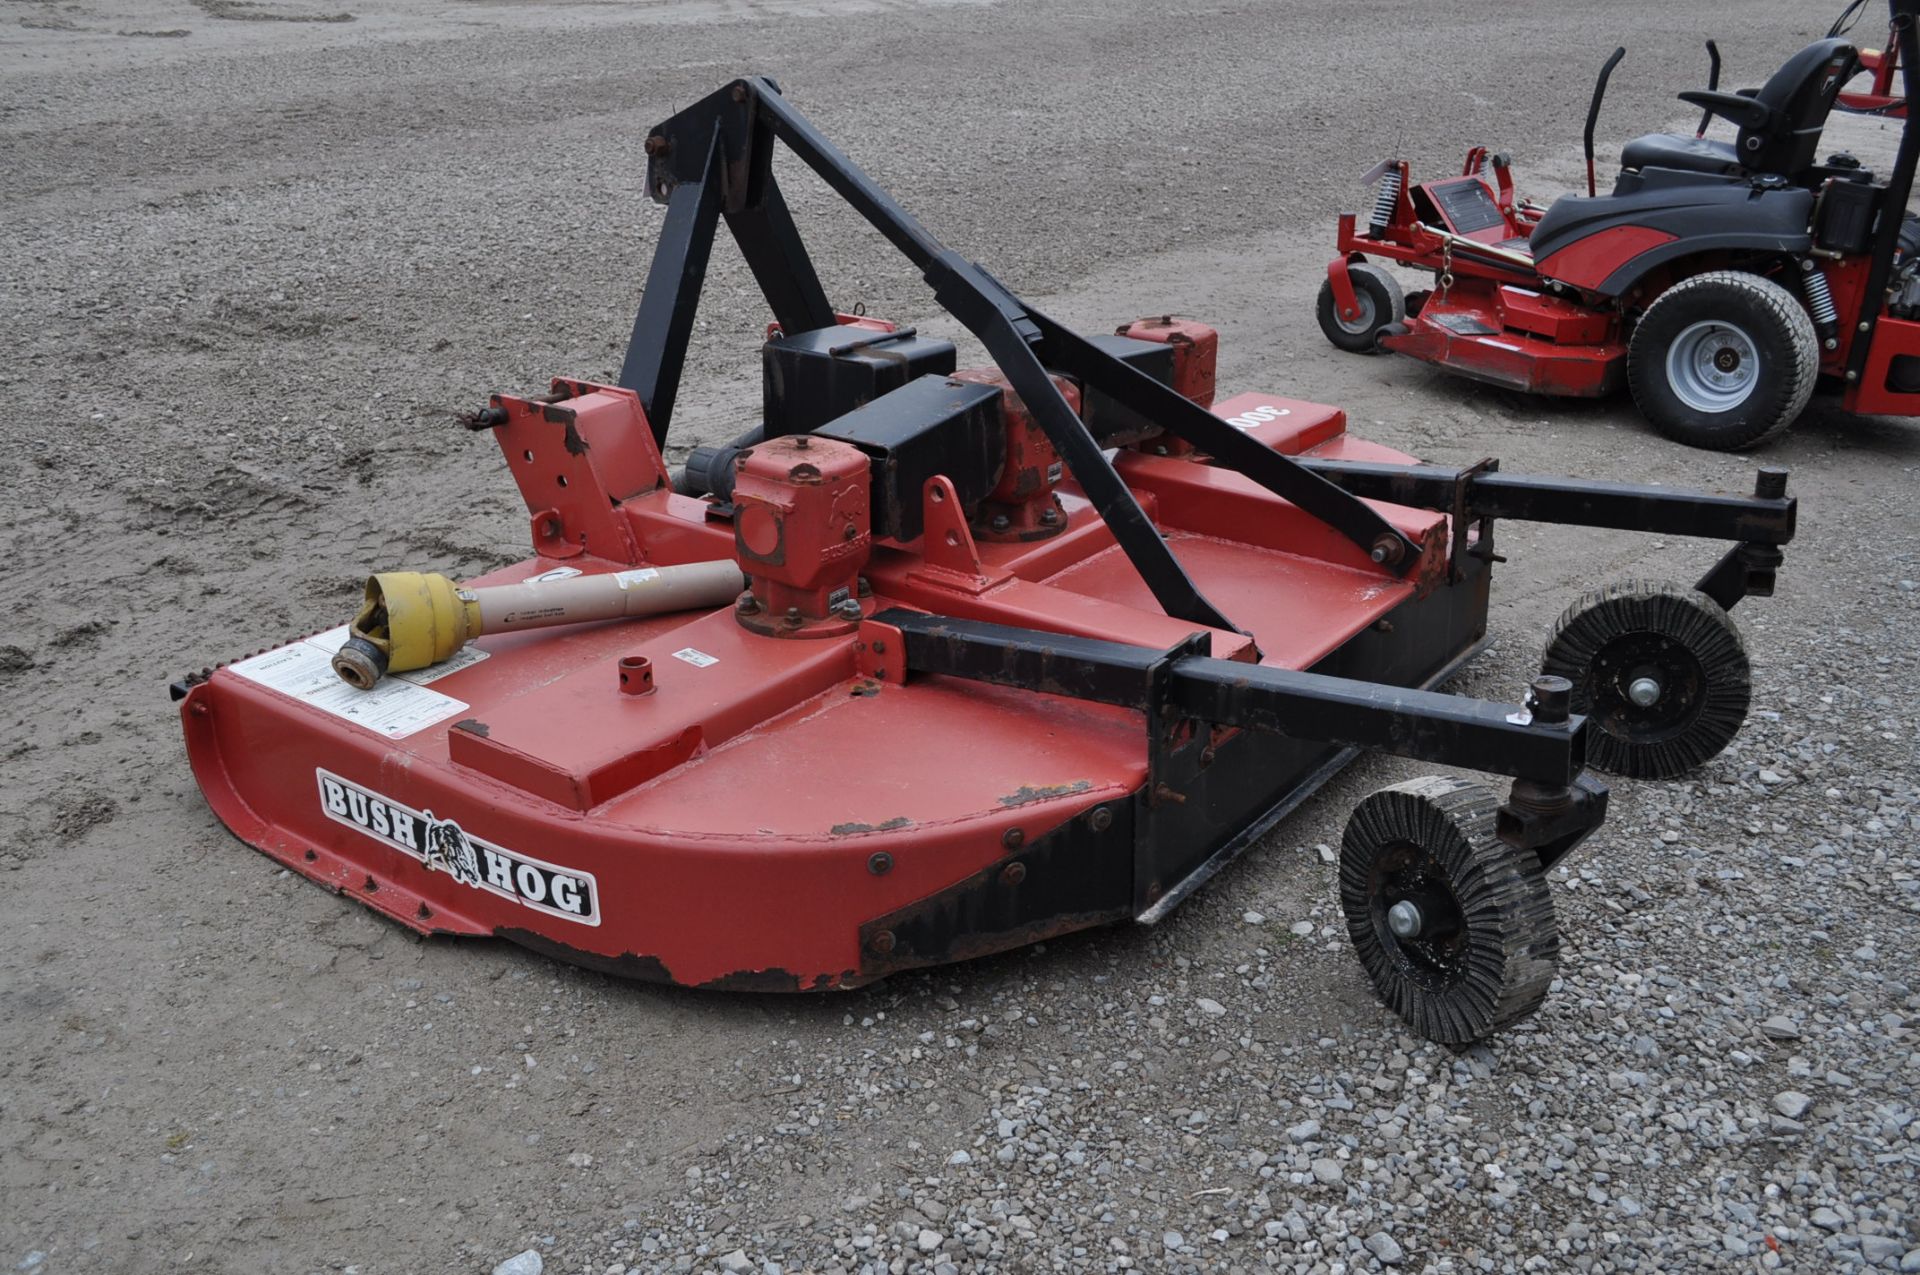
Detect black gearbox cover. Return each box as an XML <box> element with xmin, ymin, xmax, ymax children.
<box><xmin>1078</xmin><ymin>334</ymin><xmax>1176</xmax><ymax>445</ymax></box>
<box><xmin>814</xmin><ymin>376</ymin><xmax>1004</xmax><ymax>543</ymax></box>
<box><xmin>763</xmin><ymin>325</ymin><xmax>958</xmax><ymax>438</ymax></box>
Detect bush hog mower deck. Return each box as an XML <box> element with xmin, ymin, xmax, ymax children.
<box><xmin>175</xmin><ymin>79</ymin><xmax>1799</xmax><ymax>1044</ymax></box>
<box><xmin>1320</xmin><ymin>0</ymin><xmax>1920</xmax><ymax>451</ymax></box>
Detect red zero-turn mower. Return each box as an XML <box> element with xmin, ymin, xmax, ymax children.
<box><xmin>1319</xmin><ymin>0</ymin><xmax>1920</xmax><ymax>451</ymax></box>
<box><xmin>174</xmin><ymin>78</ymin><xmax>1800</xmax><ymax>1044</ymax></box>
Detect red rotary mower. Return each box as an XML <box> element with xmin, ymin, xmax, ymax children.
<box><xmin>1319</xmin><ymin>0</ymin><xmax>1920</xmax><ymax>450</ymax></box>
<box><xmin>176</xmin><ymin>78</ymin><xmax>1799</xmax><ymax>1044</ymax></box>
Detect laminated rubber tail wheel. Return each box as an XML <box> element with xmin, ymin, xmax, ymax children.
<box><xmin>1339</xmin><ymin>776</ymin><xmax>1559</xmax><ymax>1045</ymax></box>
<box><xmin>1541</xmin><ymin>580</ymin><xmax>1751</xmax><ymax>779</ymax></box>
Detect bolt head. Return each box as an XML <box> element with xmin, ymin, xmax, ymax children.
<box><xmin>1627</xmin><ymin>676</ymin><xmax>1662</xmax><ymax>708</ymax></box>
<box><xmin>990</xmin><ymin>514</ymin><xmax>1011</xmax><ymax>532</ymax></box>
<box><xmin>1387</xmin><ymin>900</ymin><xmax>1423</xmax><ymax>939</ymax></box>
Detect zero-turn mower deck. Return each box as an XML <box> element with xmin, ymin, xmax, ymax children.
<box><xmin>175</xmin><ymin>78</ymin><xmax>1798</xmax><ymax>1042</ymax></box>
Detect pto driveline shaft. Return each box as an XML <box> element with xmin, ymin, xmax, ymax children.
<box><xmin>331</xmin><ymin>561</ymin><xmax>744</xmax><ymax>689</ymax></box>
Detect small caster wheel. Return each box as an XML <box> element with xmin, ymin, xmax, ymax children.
<box><xmin>1541</xmin><ymin>581</ymin><xmax>1751</xmax><ymax>779</ymax></box>
<box><xmin>1316</xmin><ymin>261</ymin><xmax>1406</xmax><ymax>354</ymax></box>
<box><xmin>1339</xmin><ymin>776</ymin><xmax>1559</xmax><ymax>1045</ymax></box>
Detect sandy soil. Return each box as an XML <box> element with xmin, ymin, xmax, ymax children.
<box><xmin>3</xmin><ymin>1</ymin><xmax>1916</xmax><ymax>1272</ymax></box>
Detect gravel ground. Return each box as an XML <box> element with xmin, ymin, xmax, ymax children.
<box><xmin>4</xmin><ymin>1</ymin><xmax>1919</xmax><ymax>1273</ymax></box>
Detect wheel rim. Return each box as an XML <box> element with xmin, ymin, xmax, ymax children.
<box><xmin>1585</xmin><ymin>631</ymin><xmax>1707</xmax><ymax>747</ymax></box>
<box><xmin>1665</xmin><ymin>320</ymin><xmax>1760</xmax><ymax>413</ymax></box>
<box><xmin>1334</xmin><ymin>289</ymin><xmax>1378</xmax><ymax>336</ymax></box>
<box><xmin>1366</xmin><ymin>840</ymin><xmax>1469</xmax><ymax>993</ymax></box>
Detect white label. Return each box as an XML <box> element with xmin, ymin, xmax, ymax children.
<box><xmin>302</xmin><ymin>626</ymin><xmax>489</xmax><ymax>685</ymax></box>
<box><xmin>1221</xmin><ymin>403</ymin><xmax>1292</xmax><ymax>431</ymax></box>
<box><xmin>672</xmin><ymin>647</ymin><xmax>718</xmax><ymax>668</ymax></box>
<box><xmin>613</xmin><ymin>567</ymin><xmax>661</xmax><ymax>589</ymax></box>
<box><xmin>229</xmin><ymin>637</ymin><xmax>469</xmax><ymax>739</ymax></box>
<box><xmin>525</xmin><ymin>566</ymin><xmax>582</xmax><ymax>583</ymax></box>
<box><xmin>316</xmin><ymin>769</ymin><xmax>599</xmax><ymax>926</ymax></box>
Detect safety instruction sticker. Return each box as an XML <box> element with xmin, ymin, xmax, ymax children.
<box><xmin>228</xmin><ymin>628</ymin><xmax>485</xmax><ymax>739</ymax></box>
<box><xmin>672</xmin><ymin>647</ymin><xmax>718</xmax><ymax>668</ymax></box>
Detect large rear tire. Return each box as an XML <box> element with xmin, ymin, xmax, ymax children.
<box><xmin>1626</xmin><ymin>270</ymin><xmax>1818</xmax><ymax>451</ymax></box>
<box><xmin>1317</xmin><ymin>262</ymin><xmax>1406</xmax><ymax>354</ymax></box>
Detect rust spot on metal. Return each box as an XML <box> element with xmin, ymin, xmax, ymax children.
<box><xmin>997</xmin><ymin>780</ymin><xmax>1093</xmax><ymax>807</ymax></box>
<box><xmin>830</xmin><ymin>816</ymin><xmax>911</xmax><ymax>836</ymax></box>
<box><xmin>453</xmin><ymin>718</ymin><xmax>491</xmax><ymax>738</ymax></box>
<box><xmin>562</xmin><ymin>420</ymin><xmax>589</xmax><ymax>456</ymax></box>
<box><xmin>699</xmin><ymin>966</ymin><xmax>805</xmax><ymax>993</ymax></box>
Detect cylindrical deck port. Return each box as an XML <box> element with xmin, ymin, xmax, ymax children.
<box><xmin>618</xmin><ymin>655</ymin><xmax>655</xmax><ymax>696</ymax></box>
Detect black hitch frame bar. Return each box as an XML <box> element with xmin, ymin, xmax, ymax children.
<box><xmin>615</xmin><ymin>75</ymin><xmax>1797</xmax><ymax>629</ymax></box>
<box><xmin>1293</xmin><ymin>458</ymin><xmax>1795</xmax><ymax>609</ymax></box>
<box><xmin>872</xmin><ymin>609</ymin><xmax>1608</xmax><ymax>872</ymax></box>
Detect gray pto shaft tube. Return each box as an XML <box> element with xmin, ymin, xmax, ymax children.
<box><xmin>332</xmin><ymin>561</ymin><xmax>745</xmax><ymax>688</ymax></box>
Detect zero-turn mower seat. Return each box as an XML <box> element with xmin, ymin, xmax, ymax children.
<box><xmin>1620</xmin><ymin>134</ymin><xmax>1741</xmax><ymax>176</ymax></box>
<box><xmin>1620</xmin><ymin>37</ymin><xmax>1858</xmax><ymax>181</ymax></box>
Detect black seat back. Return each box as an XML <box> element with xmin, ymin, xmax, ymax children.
<box><xmin>1740</xmin><ymin>38</ymin><xmax>1858</xmax><ymax>175</ymax></box>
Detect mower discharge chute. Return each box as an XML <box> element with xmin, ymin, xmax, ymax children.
<box><xmin>175</xmin><ymin>78</ymin><xmax>1798</xmax><ymax>1044</ymax></box>
<box><xmin>1320</xmin><ymin>0</ymin><xmax>1920</xmax><ymax>451</ymax></box>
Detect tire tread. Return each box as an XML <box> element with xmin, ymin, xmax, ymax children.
<box><xmin>1626</xmin><ymin>269</ymin><xmax>1818</xmax><ymax>450</ymax></box>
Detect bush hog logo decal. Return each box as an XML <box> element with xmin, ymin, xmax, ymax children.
<box><xmin>316</xmin><ymin>770</ymin><xmax>599</xmax><ymax>926</ymax></box>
